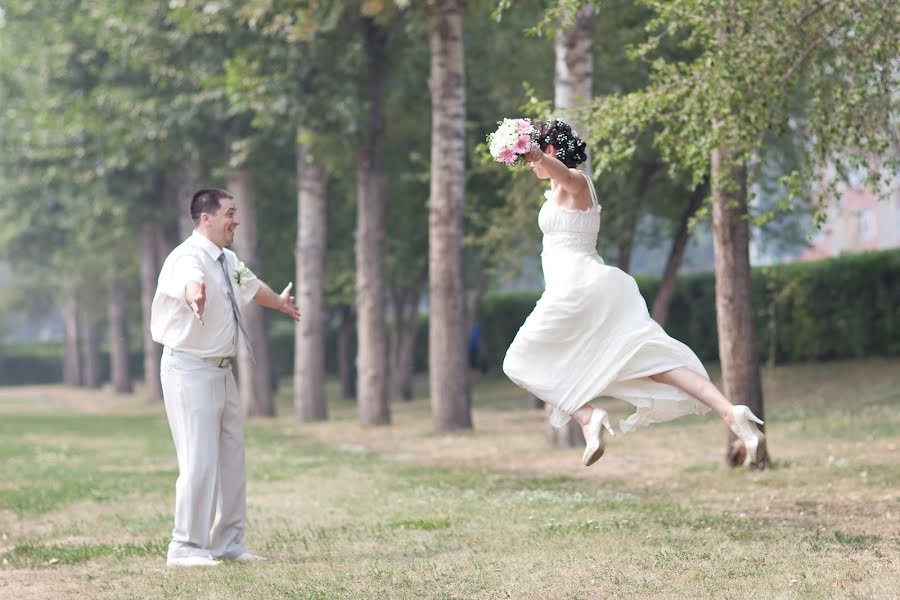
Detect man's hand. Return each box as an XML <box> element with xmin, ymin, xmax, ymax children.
<box><xmin>252</xmin><ymin>281</ymin><xmax>301</xmax><ymax>319</ymax></box>
<box><xmin>278</xmin><ymin>282</ymin><xmax>301</xmax><ymax>321</ymax></box>
<box><xmin>185</xmin><ymin>281</ymin><xmax>206</xmax><ymax>325</ymax></box>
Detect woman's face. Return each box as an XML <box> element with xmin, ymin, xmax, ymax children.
<box><xmin>529</xmin><ymin>145</ymin><xmax>556</xmax><ymax>179</ymax></box>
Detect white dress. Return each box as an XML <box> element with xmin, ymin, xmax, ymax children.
<box><xmin>502</xmin><ymin>172</ymin><xmax>710</xmax><ymax>433</ymax></box>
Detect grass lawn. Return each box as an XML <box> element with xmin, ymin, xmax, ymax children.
<box><xmin>1</xmin><ymin>357</ymin><xmax>899</xmax><ymax>599</ymax></box>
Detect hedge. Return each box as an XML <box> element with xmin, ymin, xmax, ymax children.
<box><xmin>2</xmin><ymin>248</ymin><xmax>898</xmax><ymax>385</ymax></box>
<box><xmin>270</xmin><ymin>248</ymin><xmax>899</xmax><ymax>375</ymax></box>
<box><xmin>473</xmin><ymin>248</ymin><xmax>900</xmax><ymax>369</ymax></box>
<box><xmin>0</xmin><ymin>343</ymin><xmax>144</xmax><ymax>386</ymax></box>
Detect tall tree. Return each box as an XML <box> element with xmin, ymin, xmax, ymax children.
<box><xmin>175</xmin><ymin>163</ymin><xmax>206</xmax><ymax>241</ymax></box>
<box><xmin>0</xmin><ymin>1</ymin><xmax>148</xmax><ymax>394</ymax></box>
<box><xmin>356</xmin><ymin>16</ymin><xmax>391</xmax><ymax>425</ymax></box>
<box><xmin>212</xmin><ymin>1</ymin><xmax>379</xmax><ymax>422</ymax></box>
<box><xmin>650</xmin><ymin>184</ymin><xmax>705</xmax><ymax>325</ymax></box>
<box><xmin>139</xmin><ymin>217</ymin><xmax>165</xmax><ymax>402</ymax></box>
<box><xmin>711</xmin><ymin>147</ymin><xmax>763</xmax><ymax>464</ymax></box>
<box><xmin>81</xmin><ymin>314</ymin><xmax>103</xmax><ymax>389</ymax></box>
<box><xmin>578</xmin><ymin>0</ymin><xmax>898</xmax><ymax>466</ymax></box>
<box><xmin>294</xmin><ymin>135</ymin><xmax>329</xmax><ymax>421</ymax></box>
<box><xmin>382</xmin><ymin>5</ymin><xmax>431</xmax><ymax>403</ymax></box>
<box><xmin>62</xmin><ymin>295</ymin><xmax>82</xmax><ymax>387</ymax></box>
<box><xmin>428</xmin><ymin>0</ymin><xmax>472</xmax><ymax>432</ymax></box>
<box><xmin>337</xmin><ymin>306</ymin><xmax>357</xmax><ymax>400</ymax></box>
<box><xmin>545</xmin><ymin>1</ymin><xmax>593</xmax><ymax>448</ymax></box>
<box><xmin>107</xmin><ymin>264</ymin><xmax>133</xmax><ymax>394</ymax></box>
<box><xmin>552</xmin><ymin>2</ymin><xmax>593</xmax><ymax>172</ymax></box>
<box><xmin>227</xmin><ymin>168</ymin><xmax>276</xmax><ymax>417</ymax></box>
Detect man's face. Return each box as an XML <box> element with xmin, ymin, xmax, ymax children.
<box><xmin>203</xmin><ymin>198</ymin><xmax>239</xmax><ymax>248</ymax></box>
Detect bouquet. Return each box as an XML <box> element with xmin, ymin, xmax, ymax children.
<box><xmin>487</xmin><ymin>118</ymin><xmax>538</xmax><ymax>166</ymax></box>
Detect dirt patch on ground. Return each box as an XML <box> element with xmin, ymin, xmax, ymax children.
<box><xmin>294</xmin><ymin>377</ymin><xmax>900</xmax><ymax>541</ymax></box>
<box><xmin>0</xmin><ymin>384</ymin><xmax>156</xmax><ymax>415</ymax></box>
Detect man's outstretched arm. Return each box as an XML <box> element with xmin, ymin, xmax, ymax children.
<box><xmin>253</xmin><ymin>281</ymin><xmax>301</xmax><ymax>321</ymax></box>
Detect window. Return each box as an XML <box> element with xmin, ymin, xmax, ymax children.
<box><xmin>858</xmin><ymin>208</ymin><xmax>876</xmax><ymax>242</ymax></box>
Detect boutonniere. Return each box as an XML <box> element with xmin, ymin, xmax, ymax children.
<box><xmin>234</xmin><ymin>262</ymin><xmax>248</xmax><ymax>289</ymax></box>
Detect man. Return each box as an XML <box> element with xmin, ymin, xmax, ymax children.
<box><xmin>150</xmin><ymin>188</ymin><xmax>301</xmax><ymax>567</ymax></box>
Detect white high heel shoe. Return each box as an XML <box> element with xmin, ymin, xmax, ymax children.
<box><xmin>731</xmin><ymin>405</ymin><xmax>766</xmax><ymax>466</ymax></box>
<box><xmin>582</xmin><ymin>407</ymin><xmax>615</xmax><ymax>466</ymax></box>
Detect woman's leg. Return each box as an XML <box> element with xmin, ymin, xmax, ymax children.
<box><xmin>571</xmin><ymin>404</ymin><xmax>595</xmax><ymax>427</ymax></box>
<box><xmin>649</xmin><ymin>367</ymin><xmax>739</xmax><ymax>434</ymax></box>
<box><xmin>570</xmin><ymin>402</ymin><xmax>614</xmax><ymax>466</ymax></box>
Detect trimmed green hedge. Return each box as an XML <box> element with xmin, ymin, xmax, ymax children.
<box><xmin>758</xmin><ymin>248</ymin><xmax>900</xmax><ymax>361</ymax></box>
<box><xmin>272</xmin><ymin>248</ymin><xmax>899</xmax><ymax>375</ymax></box>
<box><xmin>475</xmin><ymin>248</ymin><xmax>900</xmax><ymax>369</ymax></box>
<box><xmin>3</xmin><ymin>249</ymin><xmax>898</xmax><ymax>385</ymax></box>
<box><xmin>0</xmin><ymin>343</ymin><xmax>144</xmax><ymax>386</ymax></box>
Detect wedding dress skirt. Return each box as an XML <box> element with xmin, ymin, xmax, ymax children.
<box><xmin>502</xmin><ymin>174</ymin><xmax>710</xmax><ymax>432</ymax></box>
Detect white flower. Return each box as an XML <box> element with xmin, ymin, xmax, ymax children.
<box><xmin>234</xmin><ymin>262</ymin><xmax>248</xmax><ymax>289</ymax></box>
<box><xmin>487</xmin><ymin>118</ymin><xmax>537</xmax><ymax>166</ymax></box>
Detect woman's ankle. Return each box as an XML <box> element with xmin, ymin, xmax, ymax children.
<box><xmin>572</xmin><ymin>405</ymin><xmax>594</xmax><ymax>427</ymax></box>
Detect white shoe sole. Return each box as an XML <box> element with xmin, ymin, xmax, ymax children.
<box><xmin>166</xmin><ymin>557</ymin><xmax>220</xmax><ymax>568</ymax></box>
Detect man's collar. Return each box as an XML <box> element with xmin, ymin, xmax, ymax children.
<box><xmin>190</xmin><ymin>230</ymin><xmax>224</xmax><ymax>261</ymax></box>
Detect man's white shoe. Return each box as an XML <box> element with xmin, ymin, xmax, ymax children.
<box><xmin>233</xmin><ymin>552</ymin><xmax>267</xmax><ymax>562</ymax></box>
<box><xmin>166</xmin><ymin>556</ymin><xmax>220</xmax><ymax>568</ymax></box>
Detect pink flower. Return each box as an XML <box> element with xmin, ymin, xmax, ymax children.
<box><xmin>499</xmin><ymin>148</ymin><xmax>517</xmax><ymax>164</ymax></box>
<box><xmin>514</xmin><ymin>134</ymin><xmax>532</xmax><ymax>153</ymax></box>
<box><xmin>515</xmin><ymin>119</ymin><xmax>532</xmax><ymax>134</ymax></box>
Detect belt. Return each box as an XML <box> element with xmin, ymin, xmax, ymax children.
<box><xmin>165</xmin><ymin>348</ymin><xmax>234</xmax><ymax>368</ymax></box>
<box><xmin>204</xmin><ymin>356</ymin><xmax>233</xmax><ymax>368</ymax></box>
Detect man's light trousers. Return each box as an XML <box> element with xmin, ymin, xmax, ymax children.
<box><xmin>161</xmin><ymin>348</ymin><xmax>247</xmax><ymax>560</ymax></box>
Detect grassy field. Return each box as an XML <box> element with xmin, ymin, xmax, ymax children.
<box><xmin>1</xmin><ymin>357</ymin><xmax>899</xmax><ymax>599</ymax></box>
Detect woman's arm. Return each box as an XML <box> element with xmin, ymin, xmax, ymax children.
<box><xmin>524</xmin><ymin>145</ymin><xmax>589</xmax><ymax>204</ymax></box>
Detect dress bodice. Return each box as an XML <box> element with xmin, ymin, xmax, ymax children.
<box><xmin>539</xmin><ymin>172</ymin><xmax>602</xmax><ymax>255</ymax></box>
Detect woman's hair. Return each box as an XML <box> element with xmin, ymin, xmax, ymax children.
<box><xmin>536</xmin><ymin>119</ymin><xmax>588</xmax><ymax>168</ymax></box>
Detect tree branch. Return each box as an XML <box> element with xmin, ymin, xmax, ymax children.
<box><xmin>779</xmin><ymin>31</ymin><xmax>829</xmax><ymax>86</ymax></box>
<box><xmin>794</xmin><ymin>0</ymin><xmax>836</xmax><ymax>30</ymax></box>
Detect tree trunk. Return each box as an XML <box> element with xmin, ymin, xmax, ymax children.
<box><xmin>616</xmin><ymin>198</ymin><xmax>641</xmax><ymax>273</ymax></box>
<box><xmin>139</xmin><ymin>221</ymin><xmax>163</xmax><ymax>402</ymax></box>
<box><xmin>466</xmin><ymin>268</ymin><xmax>489</xmax><ymax>333</ymax></box>
<box><xmin>711</xmin><ymin>146</ymin><xmax>767</xmax><ymax>468</ymax></box>
<box><xmin>428</xmin><ymin>0</ymin><xmax>472</xmax><ymax>432</ymax></box>
<box><xmin>81</xmin><ymin>316</ymin><xmax>102</xmax><ymax>388</ymax></box>
<box><xmin>549</xmin><ymin>0</ymin><xmax>593</xmax><ymax>446</ymax></box>
<box><xmin>337</xmin><ymin>306</ymin><xmax>356</xmax><ymax>400</ymax></box>
<box><xmin>356</xmin><ymin>17</ymin><xmax>390</xmax><ymax>426</ymax></box>
<box><xmin>294</xmin><ymin>133</ymin><xmax>328</xmax><ymax>421</ymax></box>
<box><xmin>554</xmin><ymin>3</ymin><xmax>594</xmax><ymax>176</ymax></box>
<box><xmin>616</xmin><ymin>163</ymin><xmax>657</xmax><ymax>273</ymax></box>
<box><xmin>651</xmin><ymin>186</ymin><xmax>705</xmax><ymax>326</ymax></box>
<box><xmin>174</xmin><ymin>162</ymin><xmax>205</xmax><ymax>241</ymax></box>
<box><xmin>391</xmin><ymin>281</ymin><xmax>423</xmax><ymax>402</ymax></box>
<box><xmin>62</xmin><ymin>295</ymin><xmax>81</xmax><ymax>387</ymax></box>
<box><xmin>107</xmin><ymin>265</ymin><xmax>132</xmax><ymax>394</ymax></box>
<box><xmin>227</xmin><ymin>168</ymin><xmax>275</xmax><ymax>418</ymax></box>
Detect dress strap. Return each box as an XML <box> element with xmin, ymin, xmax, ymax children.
<box><xmin>581</xmin><ymin>171</ymin><xmax>602</xmax><ymax>213</ymax></box>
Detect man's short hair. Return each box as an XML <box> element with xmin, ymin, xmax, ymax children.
<box><xmin>190</xmin><ymin>188</ymin><xmax>234</xmax><ymax>226</ymax></box>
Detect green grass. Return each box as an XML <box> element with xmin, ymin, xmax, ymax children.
<box><xmin>5</xmin><ymin>539</ymin><xmax>168</xmax><ymax>568</ymax></box>
<box><xmin>1</xmin><ymin>357</ymin><xmax>899</xmax><ymax>599</ymax></box>
<box><xmin>0</xmin><ymin>413</ymin><xmax>176</xmax><ymax>516</ymax></box>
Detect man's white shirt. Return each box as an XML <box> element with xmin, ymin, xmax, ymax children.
<box><xmin>151</xmin><ymin>230</ymin><xmax>262</xmax><ymax>358</ymax></box>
